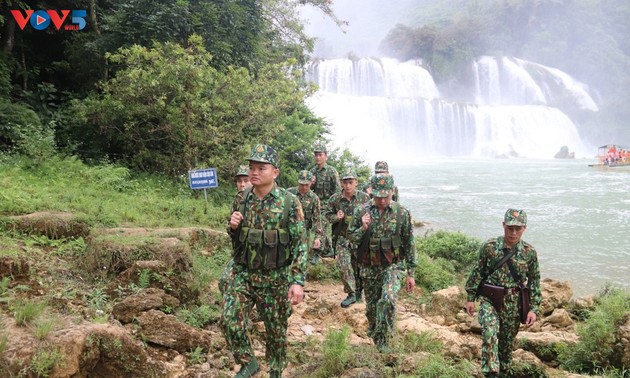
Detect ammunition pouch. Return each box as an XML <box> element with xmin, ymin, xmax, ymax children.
<box><xmin>479</xmin><ymin>283</ymin><xmax>507</xmax><ymax>312</ymax></box>
<box><xmin>233</xmin><ymin>227</ymin><xmax>291</xmax><ymax>270</ymax></box>
<box><xmin>358</xmin><ymin>236</ymin><xmax>402</xmax><ymax>266</ymax></box>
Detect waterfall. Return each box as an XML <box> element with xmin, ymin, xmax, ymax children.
<box><xmin>306</xmin><ymin>56</ymin><xmax>597</xmax><ymax>161</ymax></box>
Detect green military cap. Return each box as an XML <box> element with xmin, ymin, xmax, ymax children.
<box><xmin>298</xmin><ymin>170</ymin><xmax>314</xmax><ymax>184</ymax></box>
<box><xmin>374</xmin><ymin>161</ymin><xmax>389</xmax><ymax>173</ymax></box>
<box><xmin>341</xmin><ymin>167</ymin><xmax>357</xmax><ymax>180</ymax></box>
<box><xmin>313</xmin><ymin>141</ymin><xmax>327</xmax><ymax>153</ymax></box>
<box><xmin>235</xmin><ymin>164</ymin><xmax>249</xmax><ymax>177</ymax></box>
<box><xmin>247</xmin><ymin>144</ymin><xmax>278</xmax><ymax>167</ymax></box>
<box><xmin>504</xmin><ymin>208</ymin><xmax>527</xmax><ymax>226</ymax></box>
<box><xmin>371</xmin><ymin>173</ymin><xmax>394</xmax><ymax>198</ymax></box>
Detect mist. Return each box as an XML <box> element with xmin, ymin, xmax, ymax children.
<box><xmin>300</xmin><ymin>0</ymin><xmax>421</xmax><ymax>58</ymax></box>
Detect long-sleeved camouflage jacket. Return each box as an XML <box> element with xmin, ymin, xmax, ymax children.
<box><xmin>309</xmin><ymin>164</ymin><xmax>341</xmax><ymax>203</ymax></box>
<box><xmin>325</xmin><ymin>190</ymin><xmax>371</xmax><ymax>238</ymax></box>
<box><xmin>228</xmin><ymin>184</ymin><xmax>308</xmax><ymax>286</ymax></box>
<box><xmin>347</xmin><ymin>200</ymin><xmax>417</xmax><ymax>276</ymax></box>
<box><xmin>465</xmin><ymin>236</ymin><xmax>542</xmax><ymax>315</ymax></box>
<box><xmin>286</xmin><ymin>187</ymin><xmax>324</xmax><ymax>241</ymax></box>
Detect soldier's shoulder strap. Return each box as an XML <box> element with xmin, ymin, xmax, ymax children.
<box><xmin>238</xmin><ymin>186</ymin><xmax>254</xmax><ymax>224</ymax></box>
<box><xmin>280</xmin><ymin>189</ymin><xmax>294</xmax><ymax>229</ymax></box>
<box><xmin>393</xmin><ymin>202</ymin><xmax>403</xmax><ymax>235</ymax></box>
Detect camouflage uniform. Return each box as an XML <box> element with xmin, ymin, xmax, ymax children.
<box><xmin>361</xmin><ymin>162</ymin><xmax>399</xmax><ymax>202</ymax></box>
<box><xmin>219</xmin><ymin>165</ymin><xmax>250</xmax><ymax>296</ymax></box>
<box><xmin>310</xmin><ymin>142</ymin><xmax>341</xmax><ymax>257</ymax></box>
<box><xmin>325</xmin><ymin>168</ymin><xmax>370</xmax><ymax>299</ymax></box>
<box><xmin>287</xmin><ymin>171</ymin><xmax>324</xmax><ymax>260</ymax></box>
<box><xmin>221</xmin><ymin>145</ymin><xmax>307</xmax><ymax>376</ymax></box>
<box><xmin>348</xmin><ymin>174</ymin><xmax>416</xmax><ymax>350</ymax></box>
<box><xmin>465</xmin><ymin>210</ymin><xmax>542</xmax><ymax>377</ymax></box>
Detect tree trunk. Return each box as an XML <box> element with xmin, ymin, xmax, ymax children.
<box><xmin>2</xmin><ymin>16</ymin><xmax>16</xmax><ymax>54</ymax></box>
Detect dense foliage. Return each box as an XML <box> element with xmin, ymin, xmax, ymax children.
<box><xmin>0</xmin><ymin>0</ymin><xmax>357</xmax><ymax>181</ymax></box>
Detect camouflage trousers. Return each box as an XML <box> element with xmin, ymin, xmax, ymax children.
<box><xmin>359</xmin><ymin>262</ymin><xmax>404</xmax><ymax>348</ymax></box>
<box><xmin>218</xmin><ymin>258</ymin><xmax>235</xmax><ymax>296</ymax></box>
<box><xmin>479</xmin><ymin>293</ymin><xmax>521</xmax><ymax>376</ymax></box>
<box><xmin>335</xmin><ymin>237</ymin><xmax>360</xmax><ymax>294</ymax></box>
<box><xmin>314</xmin><ymin>219</ymin><xmax>334</xmax><ymax>257</ymax></box>
<box><xmin>221</xmin><ymin>270</ymin><xmax>292</xmax><ymax>372</ymax></box>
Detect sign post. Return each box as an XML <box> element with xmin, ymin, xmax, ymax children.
<box><xmin>188</xmin><ymin>168</ymin><xmax>219</xmax><ymax>203</ymax></box>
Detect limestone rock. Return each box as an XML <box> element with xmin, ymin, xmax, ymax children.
<box><xmin>136</xmin><ymin>309</ymin><xmax>213</xmax><ymax>353</ymax></box>
<box><xmin>112</xmin><ymin>288</ymin><xmax>180</xmax><ymax>324</ymax></box>
<box><xmin>541</xmin><ymin>278</ymin><xmax>573</xmax><ymax>315</ymax></box>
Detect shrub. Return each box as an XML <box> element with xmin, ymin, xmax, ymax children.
<box><xmin>0</xmin><ymin>100</ymin><xmax>55</xmax><ymax>159</ymax></box>
<box><xmin>316</xmin><ymin>326</ymin><xmax>351</xmax><ymax>377</ymax></box>
<box><xmin>416</xmin><ymin>230</ymin><xmax>481</xmax><ymax>271</ymax></box>
<box><xmin>176</xmin><ymin>304</ymin><xmax>219</xmax><ymax>328</ymax></box>
<box><xmin>29</xmin><ymin>346</ymin><xmax>64</xmax><ymax>377</ymax></box>
<box><xmin>11</xmin><ymin>299</ymin><xmax>46</xmax><ymax>326</ymax></box>
<box><xmin>557</xmin><ymin>287</ymin><xmax>630</xmax><ymax>374</ymax></box>
<box><xmin>414</xmin><ymin>253</ymin><xmax>457</xmax><ymax>292</ymax></box>
<box><xmin>398</xmin><ymin>331</ymin><xmax>443</xmax><ymax>354</ymax></box>
<box><xmin>401</xmin><ymin>354</ymin><xmax>473</xmax><ymax>378</ymax></box>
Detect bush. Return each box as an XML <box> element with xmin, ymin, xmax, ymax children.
<box><xmin>316</xmin><ymin>326</ymin><xmax>351</xmax><ymax>377</ymax></box>
<box><xmin>557</xmin><ymin>286</ymin><xmax>630</xmax><ymax>374</ymax></box>
<box><xmin>0</xmin><ymin>100</ymin><xmax>55</xmax><ymax>159</ymax></box>
<box><xmin>416</xmin><ymin>230</ymin><xmax>481</xmax><ymax>271</ymax></box>
<box><xmin>414</xmin><ymin>253</ymin><xmax>457</xmax><ymax>292</ymax></box>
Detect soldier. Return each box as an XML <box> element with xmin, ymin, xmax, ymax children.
<box><xmin>219</xmin><ymin>164</ymin><xmax>252</xmax><ymax>296</ymax></box>
<box><xmin>234</xmin><ymin>164</ymin><xmax>250</xmax><ymax>192</ymax></box>
<box><xmin>324</xmin><ymin>167</ymin><xmax>370</xmax><ymax>307</ymax></box>
<box><xmin>222</xmin><ymin>144</ymin><xmax>307</xmax><ymax>378</ymax></box>
<box><xmin>363</xmin><ymin>161</ymin><xmax>399</xmax><ymax>202</ymax></box>
<box><xmin>464</xmin><ymin>209</ymin><xmax>542</xmax><ymax>377</ymax></box>
<box><xmin>309</xmin><ymin>141</ymin><xmax>341</xmax><ymax>259</ymax></box>
<box><xmin>348</xmin><ymin>174</ymin><xmax>416</xmax><ymax>352</ymax></box>
<box><xmin>287</xmin><ymin>170</ymin><xmax>324</xmax><ymax>264</ymax></box>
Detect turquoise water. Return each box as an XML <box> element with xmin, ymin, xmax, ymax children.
<box><xmin>392</xmin><ymin>158</ymin><xmax>630</xmax><ymax>297</ymax></box>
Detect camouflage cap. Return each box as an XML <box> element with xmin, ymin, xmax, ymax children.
<box><xmin>504</xmin><ymin>208</ymin><xmax>527</xmax><ymax>226</ymax></box>
<box><xmin>313</xmin><ymin>141</ymin><xmax>327</xmax><ymax>153</ymax></box>
<box><xmin>247</xmin><ymin>144</ymin><xmax>278</xmax><ymax>167</ymax></box>
<box><xmin>374</xmin><ymin>161</ymin><xmax>389</xmax><ymax>173</ymax></box>
<box><xmin>371</xmin><ymin>173</ymin><xmax>394</xmax><ymax>198</ymax></box>
<box><xmin>297</xmin><ymin>170</ymin><xmax>314</xmax><ymax>184</ymax></box>
<box><xmin>235</xmin><ymin>164</ymin><xmax>249</xmax><ymax>177</ymax></box>
<box><xmin>341</xmin><ymin>167</ymin><xmax>357</xmax><ymax>180</ymax></box>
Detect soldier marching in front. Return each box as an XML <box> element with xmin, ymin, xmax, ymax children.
<box><xmin>325</xmin><ymin>167</ymin><xmax>370</xmax><ymax>308</ymax></box>
<box><xmin>222</xmin><ymin>144</ymin><xmax>307</xmax><ymax>378</ymax></box>
<box><xmin>348</xmin><ymin>173</ymin><xmax>416</xmax><ymax>352</ymax></box>
<box><xmin>465</xmin><ymin>209</ymin><xmax>542</xmax><ymax>377</ymax></box>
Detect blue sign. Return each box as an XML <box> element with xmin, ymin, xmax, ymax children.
<box><xmin>188</xmin><ymin>168</ymin><xmax>218</xmax><ymax>190</ymax></box>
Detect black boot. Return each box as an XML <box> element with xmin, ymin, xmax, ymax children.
<box><xmin>340</xmin><ymin>293</ymin><xmax>356</xmax><ymax>308</ymax></box>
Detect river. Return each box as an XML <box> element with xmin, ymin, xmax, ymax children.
<box><xmin>391</xmin><ymin>158</ymin><xmax>630</xmax><ymax>297</ymax></box>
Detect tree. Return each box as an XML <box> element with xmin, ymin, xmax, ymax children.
<box><xmin>73</xmin><ymin>35</ymin><xmax>318</xmax><ymax>177</ymax></box>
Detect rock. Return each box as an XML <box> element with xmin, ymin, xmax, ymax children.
<box><xmin>542</xmin><ymin>308</ymin><xmax>574</xmax><ymax>329</ymax></box>
<box><xmin>5</xmin><ymin>211</ymin><xmax>90</xmax><ymax>239</ymax></box>
<box><xmin>541</xmin><ymin>278</ymin><xmax>573</xmax><ymax>315</ymax></box>
<box><xmin>430</xmin><ymin>286</ymin><xmax>466</xmax><ymax>325</ymax></box>
<box><xmin>136</xmin><ymin>309</ymin><xmax>213</xmax><ymax>353</ymax></box>
<box><xmin>555</xmin><ymin>145</ymin><xmax>575</xmax><ymax>159</ymax></box>
<box><xmin>618</xmin><ymin>314</ymin><xmax>630</xmax><ymax>368</ymax></box>
<box><xmin>517</xmin><ymin>330</ymin><xmax>579</xmax><ymax>363</ymax></box>
<box><xmin>112</xmin><ymin>288</ymin><xmax>180</xmax><ymax>324</ymax></box>
<box><xmin>0</xmin><ymin>256</ymin><xmax>30</xmax><ymax>279</ymax></box>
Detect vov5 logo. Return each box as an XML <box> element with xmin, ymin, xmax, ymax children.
<box><xmin>10</xmin><ymin>10</ymin><xmax>87</xmax><ymax>31</ymax></box>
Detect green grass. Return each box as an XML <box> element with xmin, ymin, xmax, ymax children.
<box><xmin>0</xmin><ymin>154</ymin><xmax>231</xmax><ymax>228</ymax></box>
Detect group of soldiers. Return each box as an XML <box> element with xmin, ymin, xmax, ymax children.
<box><xmin>218</xmin><ymin>141</ymin><xmax>541</xmax><ymax>378</ymax></box>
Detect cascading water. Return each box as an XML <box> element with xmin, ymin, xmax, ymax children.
<box><xmin>306</xmin><ymin>56</ymin><xmax>597</xmax><ymax>161</ymax></box>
